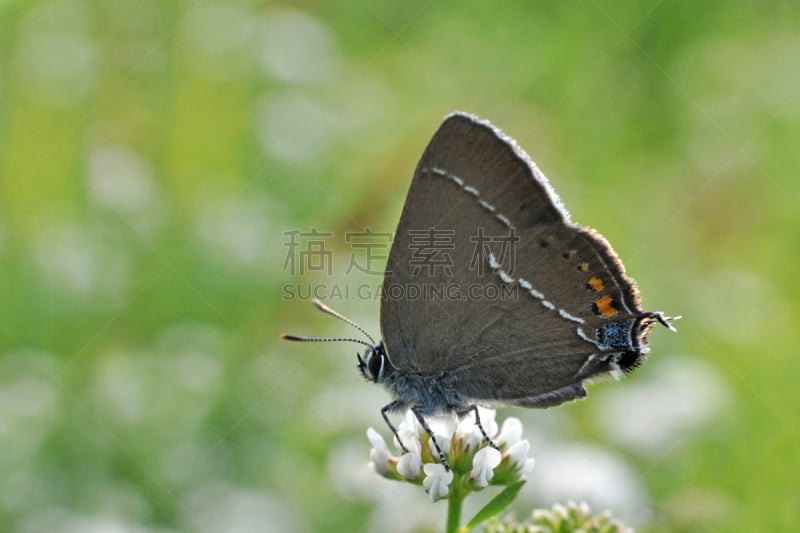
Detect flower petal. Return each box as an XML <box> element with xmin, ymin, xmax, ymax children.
<box><xmin>367</xmin><ymin>427</ymin><xmax>394</xmax><ymax>476</ymax></box>
<box><xmin>522</xmin><ymin>458</ymin><xmax>536</xmax><ymax>479</ymax></box>
<box><xmin>393</xmin><ymin>411</ymin><xmax>422</xmax><ymax>454</ymax></box>
<box><xmin>397</xmin><ymin>452</ymin><xmax>422</xmax><ymax>480</ymax></box>
<box><xmin>394</xmin><ymin>428</ymin><xmax>421</xmax><ymax>455</ymax></box>
<box><xmin>423</xmin><ymin>463</ymin><xmax>453</xmax><ymax>501</ymax></box>
<box><xmin>428</xmin><ymin>432</ymin><xmax>451</xmax><ymax>457</ymax></box>
<box><xmin>476</xmin><ymin>407</ymin><xmax>499</xmax><ymax>439</ymax></box>
<box><xmin>497</xmin><ymin>417</ymin><xmax>523</xmax><ymax>447</ymax></box>
<box><xmin>427</xmin><ymin>415</ymin><xmax>457</xmax><ymax>443</ymax></box>
<box><xmin>505</xmin><ymin>439</ymin><xmax>531</xmax><ymax>468</ymax></box>
<box><xmin>367</xmin><ymin>427</ymin><xmax>388</xmax><ymax>451</ymax></box>
<box><xmin>470</xmin><ymin>447</ymin><xmax>502</xmax><ymax>488</ymax></box>
<box><xmin>397</xmin><ymin>409</ymin><xmax>419</xmax><ymax>434</ymax></box>
<box><xmin>456</xmin><ymin>415</ymin><xmax>483</xmax><ymax>452</ymax></box>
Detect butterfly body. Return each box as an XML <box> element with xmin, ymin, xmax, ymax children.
<box><xmin>357</xmin><ymin>342</ymin><xmax>455</xmax><ymax>414</ymax></box>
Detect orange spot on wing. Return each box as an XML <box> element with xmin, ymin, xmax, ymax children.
<box><xmin>594</xmin><ymin>294</ymin><xmax>619</xmax><ymax>317</ymax></box>
<box><xmin>577</xmin><ymin>261</ymin><xmax>589</xmax><ymax>272</ymax></box>
<box><xmin>587</xmin><ymin>276</ymin><xmax>604</xmax><ymax>292</ymax></box>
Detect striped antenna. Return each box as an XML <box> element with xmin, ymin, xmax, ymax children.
<box><xmin>281</xmin><ymin>298</ymin><xmax>376</xmax><ymax>347</ymax></box>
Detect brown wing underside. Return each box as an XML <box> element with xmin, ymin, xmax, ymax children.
<box><xmin>380</xmin><ymin>113</ymin><xmax>643</xmax><ymax>404</ymax></box>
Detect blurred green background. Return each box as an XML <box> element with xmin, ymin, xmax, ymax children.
<box><xmin>1</xmin><ymin>0</ymin><xmax>798</xmax><ymax>531</ymax></box>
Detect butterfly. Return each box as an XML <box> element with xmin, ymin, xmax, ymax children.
<box><xmin>283</xmin><ymin>112</ymin><xmax>678</xmax><ymax>469</ymax></box>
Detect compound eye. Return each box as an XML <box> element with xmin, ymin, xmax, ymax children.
<box><xmin>367</xmin><ymin>351</ymin><xmax>383</xmax><ymax>381</ymax></box>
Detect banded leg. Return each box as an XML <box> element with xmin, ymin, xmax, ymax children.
<box><xmin>459</xmin><ymin>405</ymin><xmax>499</xmax><ymax>450</ymax></box>
<box><xmin>411</xmin><ymin>406</ymin><xmax>450</xmax><ymax>471</ymax></box>
<box><xmin>381</xmin><ymin>400</ymin><xmax>408</xmax><ymax>453</ymax></box>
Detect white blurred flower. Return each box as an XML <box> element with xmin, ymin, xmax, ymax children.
<box><xmin>396</xmin><ymin>452</ymin><xmax>422</xmax><ymax>480</ymax></box>
<box><xmin>254</xmin><ymin>91</ymin><xmax>338</xmax><ymax>164</ymax></box>
<box><xmin>180</xmin><ymin>4</ymin><xmax>257</xmax><ymax>81</ymax></box>
<box><xmin>256</xmin><ymin>8</ymin><xmax>338</xmax><ymax>84</ymax></box>
<box><xmin>592</xmin><ymin>356</ymin><xmax>731</xmax><ymax>457</ymax></box>
<box><xmin>525</xmin><ymin>500</ymin><xmax>633</xmax><ymax>533</ymax></box>
<box><xmin>522</xmin><ymin>458</ymin><xmax>536</xmax><ymax>479</ymax></box>
<box><xmin>422</xmin><ymin>463</ymin><xmax>453</xmax><ymax>502</ymax></box>
<box><xmin>530</xmin><ymin>443</ymin><xmax>650</xmax><ymax>525</ymax></box>
<box><xmin>32</xmin><ymin>222</ymin><xmax>131</xmax><ymax>303</ymax></box>
<box><xmin>196</xmin><ymin>190</ymin><xmax>285</xmax><ymax>272</ymax></box>
<box><xmin>16</xmin><ymin>14</ymin><xmax>98</xmax><ymax>108</ymax></box>
<box><xmin>470</xmin><ymin>447</ymin><xmax>502</xmax><ymax>488</ymax></box>
<box><xmin>181</xmin><ymin>482</ymin><xmax>305</xmax><ymax>533</ymax></box>
<box><xmin>87</xmin><ymin>146</ymin><xmax>166</xmax><ymax>236</ymax></box>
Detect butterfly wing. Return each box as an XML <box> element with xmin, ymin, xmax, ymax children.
<box><xmin>380</xmin><ymin>113</ymin><xmax>647</xmax><ymax>406</ymax></box>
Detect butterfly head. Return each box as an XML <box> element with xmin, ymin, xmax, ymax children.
<box><xmin>281</xmin><ymin>299</ymin><xmax>395</xmax><ymax>384</ymax></box>
<box><xmin>357</xmin><ymin>341</ymin><xmax>390</xmax><ymax>383</ymax></box>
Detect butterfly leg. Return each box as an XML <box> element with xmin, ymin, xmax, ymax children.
<box><xmin>462</xmin><ymin>405</ymin><xmax>499</xmax><ymax>450</ymax></box>
<box><xmin>381</xmin><ymin>400</ymin><xmax>409</xmax><ymax>453</ymax></box>
<box><xmin>411</xmin><ymin>406</ymin><xmax>450</xmax><ymax>471</ymax></box>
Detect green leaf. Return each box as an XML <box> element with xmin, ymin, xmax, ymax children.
<box><xmin>463</xmin><ymin>481</ymin><xmax>526</xmax><ymax>531</ymax></box>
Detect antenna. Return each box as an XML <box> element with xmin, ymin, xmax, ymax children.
<box><xmin>656</xmin><ymin>312</ymin><xmax>682</xmax><ymax>332</ymax></box>
<box><xmin>280</xmin><ymin>333</ymin><xmax>373</xmax><ymax>348</ymax></box>
<box><xmin>281</xmin><ymin>298</ymin><xmax>376</xmax><ymax>347</ymax></box>
<box><xmin>310</xmin><ymin>298</ymin><xmax>376</xmax><ymax>344</ymax></box>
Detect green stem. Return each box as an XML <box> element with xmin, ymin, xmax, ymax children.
<box><xmin>446</xmin><ymin>488</ymin><xmax>464</xmax><ymax>533</ymax></box>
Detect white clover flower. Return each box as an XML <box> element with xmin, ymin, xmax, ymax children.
<box><xmin>455</xmin><ymin>414</ymin><xmax>484</xmax><ymax>452</ymax></box>
<box><xmin>422</xmin><ymin>463</ymin><xmax>453</xmax><ymax>501</ymax></box>
<box><xmin>427</xmin><ymin>414</ymin><xmax>457</xmax><ymax>441</ymax></box>
<box><xmin>367</xmin><ymin>427</ymin><xmax>394</xmax><ymax>476</ymax></box>
<box><xmin>494</xmin><ymin>436</ymin><xmax>535</xmax><ymax>481</ymax></box>
<box><xmin>395</xmin><ymin>429</ymin><xmax>421</xmax><ymax>454</ymax></box>
<box><xmin>577</xmin><ymin>500</ymin><xmax>592</xmax><ymax>515</ymax></box>
<box><xmin>367</xmin><ymin>427</ymin><xmax>388</xmax><ymax>450</ymax></box>
<box><xmin>397</xmin><ymin>452</ymin><xmax>422</xmax><ymax>480</ymax></box>
<box><xmin>522</xmin><ymin>458</ymin><xmax>536</xmax><ymax>479</ymax></box>
<box><xmin>397</xmin><ymin>409</ymin><xmax>418</xmax><ymax>432</ymax></box>
<box><xmin>394</xmin><ymin>410</ymin><xmax>422</xmax><ymax>454</ymax></box>
<box><xmin>470</xmin><ymin>447</ymin><xmax>502</xmax><ymax>488</ymax></box>
<box><xmin>508</xmin><ymin>500</ymin><xmax>633</xmax><ymax>532</ymax></box>
<box><xmin>553</xmin><ymin>502</ymin><xmax>568</xmax><ymax>518</ymax></box>
<box><xmin>497</xmin><ymin>416</ymin><xmax>523</xmax><ymax>448</ymax></box>
<box><xmin>505</xmin><ymin>440</ymin><xmax>530</xmax><ymax>469</ymax></box>
<box><xmin>455</xmin><ymin>407</ymin><xmax>499</xmax><ymax>453</ymax></box>
<box><xmin>428</xmin><ymin>432</ymin><xmax>451</xmax><ymax>457</ymax></box>
<box><xmin>476</xmin><ymin>406</ymin><xmax>499</xmax><ymax>439</ymax></box>
<box><xmin>366</xmin><ymin>408</ymin><xmax>534</xmax><ymax>506</ymax></box>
